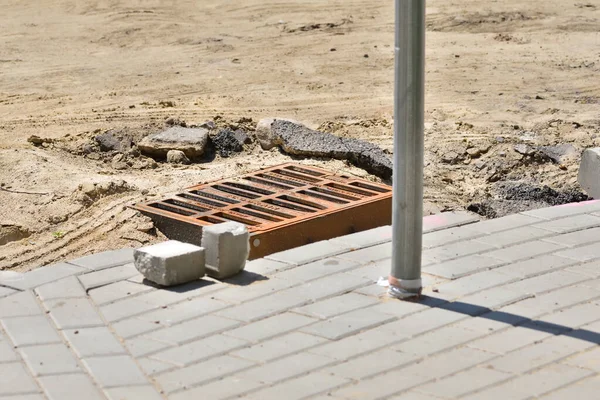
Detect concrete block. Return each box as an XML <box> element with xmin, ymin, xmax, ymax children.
<box><xmin>63</xmin><ymin>327</ymin><xmax>125</xmax><ymax>357</ymax></box>
<box><xmin>43</xmin><ymin>298</ymin><xmax>104</xmax><ymax>329</ymax></box>
<box><xmin>134</xmin><ymin>240</ymin><xmax>205</xmax><ymax>286</ymax></box>
<box><xmin>578</xmin><ymin>147</ymin><xmax>600</xmax><ymax>198</ymax></box>
<box><xmin>151</xmin><ymin>334</ymin><xmax>247</xmax><ymax>366</ymax></box>
<box><xmin>69</xmin><ymin>248</ymin><xmax>134</xmax><ymax>271</ymax></box>
<box><xmin>78</xmin><ymin>263</ymin><xmax>138</xmax><ymax>290</ymax></box>
<box><xmin>201</xmin><ymin>222</ymin><xmax>249</xmax><ymax>279</ymax></box>
<box><xmin>105</xmin><ymin>386</ymin><xmax>163</xmax><ymax>400</ymax></box>
<box><xmin>0</xmin><ymin>291</ymin><xmax>42</xmax><ymax>318</ymax></box>
<box><xmin>232</xmin><ymin>331</ymin><xmax>327</xmax><ymax>363</ymax></box>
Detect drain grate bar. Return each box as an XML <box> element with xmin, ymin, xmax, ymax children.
<box><xmin>134</xmin><ymin>163</ymin><xmax>392</xmax><ymax>259</ymax></box>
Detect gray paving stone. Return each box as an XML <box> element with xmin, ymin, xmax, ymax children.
<box><xmin>467</xmin><ymin>213</ymin><xmax>542</xmax><ymax>233</ymax></box>
<box><xmin>331</xmin><ymin>369</ymin><xmax>429</xmax><ymax>399</ymax></box>
<box><xmin>0</xmin><ymin>363</ymin><xmax>39</xmax><ymax>396</ymax></box>
<box><xmin>308</xmin><ymin>327</ymin><xmax>403</xmax><ymax>361</ymax></box>
<box><xmin>135</xmin><ymin>296</ymin><xmax>228</xmax><ymax>325</ymax></box>
<box><xmin>451</xmin><ymin>285</ymin><xmax>532</xmax><ymax>311</ymax></box>
<box><xmin>378</xmin><ymin>308</ymin><xmax>467</xmax><ymax>338</ymax></box>
<box><xmin>78</xmin><ymin>263</ymin><xmax>138</xmax><ymax>290</ymax></box>
<box><xmin>424</xmin><ymin>240</ymin><xmax>496</xmax><ymax>266</ymax></box>
<box><xmin>468</xmin><ymin>326</ymin><xmax>552</xmax><ymax>354</ymax></box>
<box><xmin>266</xmin><ymin>240</ymin><xmax>350</xmax><ymax>265</ymax></box>
<box><xmin>232</xmin><ymin>331</ymin><xmax>328</xmax><ymax>363</ymax></box>
<box><xmin>88</xmin><ymin>279</ymin><xmax>154</xmax><ymax>305</ymax></box>
<box><xmin>69</xmin><ymin>248</ymin><xmax>134</xmax><ymax>271</ymax></box>
<box><xmin>0</xmin><ymin>336</ymin><xmax>19</xmax><ymax>362</ymax></box>
<box><xmin>321</xmin><ymin>347</ymin><xmax>418</xmax><ymax>380</ymax></box>
<box><xmin>104</xmin><ymin>385</ymin><xmax>163</xmax><ymax>400</ymax></box>
<box><xmin>82</xmin><ymin>355</ymin><xmax>148</xmax><ymax>387</ymax></box>
<box><xmin>111</xmin><ymin>317</ymin><xmax>163</xmax><ymax>339</ymax></box>
<box><xmin>151</xmin><ymin>334</ymin><xmax>247</xmax><ymax>366</ymax></box>
<box><xmin>496</xmin><ymin>254</ymin><xmax>577</xmax><ymax>278</ymax></box>
<box><xmin>567</xmin><ymin>259</ymin><xmax>600</xmax><ymax>277</ymax></box>
<box><xmin>274</xmin><ymin>257</ymin><xmax>360</xmax><ymax>283</ymax></box>
<box><xmin>0</xmin><ymin>394</ymin><xmax>46</xmax><ymax>400</ymax></box>
<box><xmin>335</xmin><ymin>242</ymin><xmax>391</xmax><ymax>264</ymax></box>
<box><xmin>392</xmin><ymin>324</ymin><xmax>485</xmax><ymax>356</ymax></box>
<box><xmin>300</xmin><ymin>307</ymin><xmax>395</xmax><ymax>340</ymax></box>
<box><xmin>451</xmin><ymin>314</ymin><xmax>513</xmax><ymax>333</ymax></box>
<box><xmin>487</xmin><ymin>335</ymin><xmax>595</xmax><ymax>374</ymax></box>
<box><xmin>38</xmin><ymin>373</ymin><xmax>104</xmax><ymax>400</ymax></box>
<box><xmin>156</xmin><ymin>355</ymin><xmax>255</xmax><ymax>393</ymax></box>
<box><xmin>475</xmin><ymin>225</ymin><xmax>554</xmax><ymax>248</ymax></box>
<box><xmin>213</xmin><ymin>276</ymin><xmax>297</xmax><ymax>304</ymax></box>
<box><xmin>409</xmin><ymin>347</ymin><xmax>497</xmax><ymax>380</ymax></box>
<box><xmin>353</xmin><ymin>283</ymin><xmax>387</xmax><ymax>297</ymax></box>
<box><xmin>562</xmin><ymin>347</ymin><xmax>600</xmax><ymax>372</ymax></box>
<box><xmin>432</xmin><ymin>270</ymin><xmax>515</xmax><ymax>297</ymax></box>
<box><xmin>417</xmin><ymin>366</ymin><xmax>511</xmax><ymax>398</ymax></box>
<box><xmin>243</xmin><ymin>258</ymin><xmax>292</xmax><ymax>276</ymax></box>
<box><xmin>35</xmin><ymin>276</ymin><xmax>86</xmax><ymax>301</ymax></box>
<box><xmin>125</xmin><ymin>336</ymin><xmax>170</xmax><ymax>357</ymax></box>
<box><xmin>286</xmin><ymin>272</ymin><xmax>372</xmax><ymax>303</ymax></box>
<box><xmin>533</xmin><ymin>214</ymin><xmax>600</xmax><ymax>233</ymax></box>
<box><xmin>422</xmin><ymin>211</ymin><xmax>480</xmax><ymax>233</ymax></box>
<box><xmin>238</xmin><ymin>352</ymin><xmax>335</xmax><ymax>384</ymax></box>
<box><xmin>522</xmin><ymin>201</ymin><xmax>600</xmax><ymax>220</ymax></box>
<box><xmin>539</xmin><ymin>301</ymin><xmax>600</xmax><ymax>327</ymax></box>
<box><xmin>19</xmin><ymin>344</ymin><xmax>81</xmax><ymax>376</ymax></box>
<box><xmin>499</xmin><ymin>283</ymin><xmax>600</xmax><ymax>319</ymax></box>
<box><xmin>0</xmin><ymin>291</ymin><xmax>42</xmax><ymax>318</ymax></box>
<box><xmin>138</xmin><ymin>357</ymin><xmax>176</xmax><ymax>376</ymax></box>
<box><xmin>293</xmin><ymin>292</ymin><xmax>379</xmax><ymax>319</ymax></box>
<box><xmin>147</xmin><ymin>314</ymin><xmax>240</xmax><ymax>345</ymax></box>
<box><xmin>217</xmin><ymin>273</ymin><xmax>370</xmax><ymax>322</ymax></box>
<box><xmin>63</xmin><ymin>327</ymin><xmax>125</xmax><ymax>357</ymax></box>
<box><xmin>2</xmin><ymin>263</ymin><xmax>86</xmax><ymax>291</ymax></box>
<box><xmin>509</xmin><ymin>269</ymin><xmax>589</xmax><ymax>295</ymax></box>
<box><xmin>389</xmin><ymin>392</ymin><xmax>449</xmax><ymax>400</ymax></box>
<box><xmin>0</xmin><ymin>285</ymin><xmax>17</xmax><ymax>298</ymax></box>
<box><xmin>1</xmin><ymin>315</ymin><xmax>62</xmax><ymax>347</ymax></box>
<box><xmin>225</xmin><ymin>312</ymin><xmax>316</xmax><ymax>342</ymax></box>
<box><xmin>539</xmin><ymin>376</ymin><xmax>600</xmax><ymax>400</ymax></box>
<box><xmin>484</xmin><ymin>240</ymin><xmax>565</xmax><ymax>262</ymax></box>
<box><xmin>247</xmin><ymin>372</ymin><xmax>350</xmax><ymax>400</ymax></box>
<box><xmin>98</xmin><ymin>286</ymin><xmax>197</xmax><ymax>322</ymax></box>
<box><xmin>465</xmin><ymin>363</ymin><xmax>593</xmax><ymax>400</ymax></box>
<box><xmin>422</xmin><ymin>226</ymin><xmax>485</xmax><ymax>249</ymax></box>
<box><xmin>556</xmin><ymin>242</ymin><xmax>600</xmax><ymax>262</ymax></box>
<box><xmin>329</xmin><ymin>225</ymin><xmax>391</xmax><ymax>249</ymax></box>
<box><xmin>170</xmin><ymin>376</ymin><xmax>262</xmax><ymax>400</ymax></box>
<box><xmin>423</xmin><ymin>255</ymin><xmax>504</xmax><ymax>279</ymax></box>
<box><xmin>43</xmin><ymin>298</ymin><xmax>104</xmax><ymax>329</ymax></box>
<box><xmin>543</xmin><ymin>227</ymin><xmax>600</xmax><ymax>247</ymax></box>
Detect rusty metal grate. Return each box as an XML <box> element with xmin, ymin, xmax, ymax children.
<box><xmin>134</xmin><ymin>163</ymin><xmax>392</xmax><ymax>259</ymax></box>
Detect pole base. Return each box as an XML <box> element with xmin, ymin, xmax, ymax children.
<box><xmin>388</xmin><ymin>275</ymin><xmax>422</xmax><ymax>299</ymax></box>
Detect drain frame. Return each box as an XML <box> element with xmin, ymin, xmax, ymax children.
<box><xmin>134</xmin><ymin>163</ymin><xmax>392</xmax><ymax>259</ymax></box>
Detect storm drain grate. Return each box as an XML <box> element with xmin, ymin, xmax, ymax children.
<box><xmin>134</xmin><ymin>163</ymin><xmax>392</xmax><ymax>259</ymax></box>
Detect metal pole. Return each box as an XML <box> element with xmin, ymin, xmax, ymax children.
<box><xmin>389</xmin><ymin>0</ymin><xmax>425</xmax><ymax>298</ymax></box>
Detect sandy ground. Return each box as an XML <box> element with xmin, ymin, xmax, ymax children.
<box><xmin>1</xmin><ymin>0</ymin><xmax>600</xmax><ymax>271</ymax></box>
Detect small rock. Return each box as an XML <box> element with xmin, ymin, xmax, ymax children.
<box><xmin>441</xmin><ymin>151</ymin><xmax>459</xmax><ymax>164</ymax></box>
<box><xmin>199</xmin><ymin>121</ymin><xmax>216</xmax><ymax>130</ymax></box>
<box><xmin>514</xmin><ymin>144</ymin><xmax>534</xmax><ymax>156</ymax></box>
<box><xmin>138</xmin><ymin>126</ymin><xmax>209</xmax><ymax>160</ymax></box>
<box><xmin>212</xmin><ymin>128</ymin><xmax>247</xmax><ymax>157</ymax></box>
<box><xmin>95</xmin><ymin>131</ymin><xmax>132</xmax><ymax>152</ymax></box>
<box><xmin>166</xmin><ymin>150</ymin><xmax>190</xmax><ymax>165</ymax></box>
<box><xmin>538</xmin><ymin>144</ymin><xmax>577</xmax><ymax>164</ymax></box>
<box><xmin>255</xmin><ymin>117</ymin><xmax>298</xmax><ymax>150</ymax></box>
<box><xmin>111</xmin><ymin>154</ymin><xmax>128</xmax><ymax>170</ymax></box>
<box><xmin>165</xmin><ymin>117</ymin><xmax>187</xmax><ymax>127</ymax></box>
<box><xmin>27</xmin><ymin>135</ymin><xmax>53</xmax><ymax>146</ymax></box>
<box><xmin>578</xmin><ymin>147</ymin><xmax>600</xmax><ymax>199</ymax></box>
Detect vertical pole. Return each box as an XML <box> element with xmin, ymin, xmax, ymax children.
<box><xmin>389</xmin><ymin>0</ymin><xmax>425</xmax><ymax>298</ymax></box>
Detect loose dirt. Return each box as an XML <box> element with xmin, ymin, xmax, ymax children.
<box><xmin>1</xmin><ymin>0</ymin><xmax>599</xmax><ymax>271</ymax></box>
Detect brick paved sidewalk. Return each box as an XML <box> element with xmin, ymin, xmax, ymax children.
<box><xmin>1</xmin><ymin>201</ymin><xmax>600</xmax><ymax>400</ymax></box>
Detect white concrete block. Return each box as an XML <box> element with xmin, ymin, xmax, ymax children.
<box><xmin>133</xmin><ymin>241</ymin><xmax>205</xmax><ymax>286</ymax></box>
<box><xmin>579</xmin><ymin>148</ymin><xmax>600</xmax><ymax>199</ymax></box>
<box><xmin>201</xmin><ymin>222</ymin><xmax>249</xmax><ymax>279</ymax></box>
